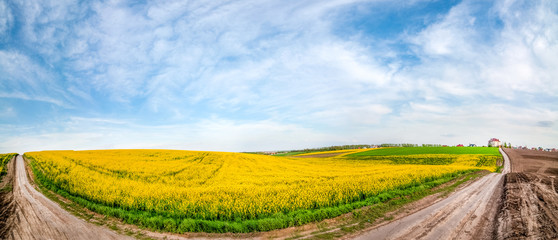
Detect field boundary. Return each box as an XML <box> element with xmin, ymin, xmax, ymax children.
<box><xmin>348</xmin><ymin>146</ymin><xmax>502</xmax><ymax>157</ymax></box>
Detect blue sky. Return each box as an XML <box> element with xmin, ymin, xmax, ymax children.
<box><xmin>1</xmin><ymin>0</ymin><xmax>557</xmax><ymax>153</ymax></box>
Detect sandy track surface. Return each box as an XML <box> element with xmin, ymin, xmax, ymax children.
<box><xmin>353</xmin><ymin>148</ymin><xmax>510</xmax><ymax>240</ymax></box>
<box><xmin>7</xmin><ymin>155</ymin><xmax>130</xmax><ymax>240</ymax></box>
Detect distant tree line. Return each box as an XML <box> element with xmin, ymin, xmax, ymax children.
<box><xmin>420</xmin><ymin>144</ymin><xmax>444</xmax><ymax>147</ymax></box>
<box><xmin>287</xmin><ymin>143</ymin><xmax>445</xmax><ymax>153</ymax></box>
<box><xmin>379</xmin><ymin>143</ymin><xmax>448</xmax><ymax>147</ymax></box>
<box><xmin>266</xmin><ymin>143</ymin><xmax>478</xmax><ymax>155</ymax></box>
<box><xmin>380</xmin><ymin>143</ymin><xmax>436</xmax><ymax>147</ymax></box>
<box><xmin>299</xmin><ymin>144</ymin><xmax>374</xmax><ymax>152</ymax></box>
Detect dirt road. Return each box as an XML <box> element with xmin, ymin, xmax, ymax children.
<box><xmin>353</xmin><ymin>148</ymin><xmax>510</xmax><ymax>240</ymax></box>
<box><xmin>7</xmin><ymin>155</ymin><xmax>130</xmax><ymax>240</ymax></box>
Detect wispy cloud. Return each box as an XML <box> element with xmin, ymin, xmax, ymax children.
<box><xmin>0</xmin><ymin>0</ymin><xmax>13</xmax><ymax>40</ymax></box>
<box><xmin>0</xmin><ymin>0</ymin><xmax>557</xmax><ymax>152</ymax></box>
<box><xmin>0</xmin><ymin>50</ymin><xmax>68</xmax><ymax>107</ymax></box>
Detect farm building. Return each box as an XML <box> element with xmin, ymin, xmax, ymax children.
<box><xmin>488</xmin><ymin>138</ymin><xmax>501</xmax><ymax>147</ymax></box>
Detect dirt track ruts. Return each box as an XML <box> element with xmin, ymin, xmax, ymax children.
<box><xmin>497</xmin><ymin>148</ymin><xmax>558</xmax><ymax>239</ymax></box>
<box><xmin>353</xmin><ymin>148</ymin><xmax>510</xmax><ymax>240</ymax></box>
<box><xmin>7</xmin><ymin>155</ymin><xmax>130</xmax><ymax>240</ymax></box>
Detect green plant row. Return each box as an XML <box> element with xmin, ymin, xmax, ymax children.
<box><xmin>28</xmin><ymin>156</ymin><xmax>476</xmax><ymax>233</ymax></box>
<box><xmin>475</xmin><ymin>155</ymin><xmax>501</xmax><ymax>167</ymax></box>
<box><xmin>0</xmin><ymin>153</ymin><xmax>17</xmax><ymax>177</ymax></box>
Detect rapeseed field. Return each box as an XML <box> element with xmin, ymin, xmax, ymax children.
<box><xmin>24</xmin><ymin>148</ymin><xmax>500</xmax><ymax>232</ymax></box>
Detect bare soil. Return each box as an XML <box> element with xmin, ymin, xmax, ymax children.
<box><xmin>497</xmin><ymin>149</ymin><xmax>558</xmax><ymax>239</ymax></box>
<box><xmin>0</xmin><ymin>156</ymin><xmax>16</xmax><ymax>239</ymax></box>
<box><xmin>504</xmin><ymin>148</ymin><xmax>558</xmax><ymax>176</ymax></box>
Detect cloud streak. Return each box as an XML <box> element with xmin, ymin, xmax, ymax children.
<box><xmin>0</xmin><ymin>0</ymin><xmax>557</xmax><ymax>153</ymax></box>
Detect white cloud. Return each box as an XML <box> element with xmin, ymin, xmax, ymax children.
<box><xmin>410</xmin><ymin>2</ymin><xmax>479</xmax><ymax>57</ymax></box>
<box><xmin>1</xmin><ymin>0</ymin><xmax>557</xmax><ymax>152</ymax></box>
<box><xmin>0</xmin><ymin>105</ymin><xmax>15</xmax><ymax>119</ymax></box>
<box><xmin>309</xmin><ymin>104</ymin><xmax>392</xmax><ymax>127</ymax></box>
<box><xmin>377</xmin><ymin>103</ymin><xmax>558</xmax><ymax>147</ymax></box>
<box><xmin>0</xmin><ymin>50</ymin><xmax>69</xmax><ymax>107</ymax></box>
<box><xmin>403</xmin><ymin>0</ymin><xmax>558</xmax><ymax>102</ymax></box>
<box><xmin>0</xmin><ymin>117</ymin><xmax>335</xmax><ymax>153</ymax></box>
<box><xmin>0</xmin><ymin>0</ymin><xmax>13</xmax><ymax>39</ymax></box>
<box><xmin>484</xmin><ymin>0</ymin><xmax>558</xmax><ymax>97</ymax></box>
<box><xmin>10</xmin><ymin>0</ymin><xmax>388</xmax><ymax>109</ymax></box>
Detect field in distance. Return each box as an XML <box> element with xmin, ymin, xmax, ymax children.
<box><xmin>24</xmin><ymin>147</ymin><xmax>501</xmax><ymax>233</ymax></box>
<box><xmin>346</xmin><ymin>146</ymin><xmax>501</xmax><ymax>156</ymax></box>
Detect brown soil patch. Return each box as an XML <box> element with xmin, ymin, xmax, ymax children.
<box><xmin>504</xmin><ymin>148</ymin><xmax>558</xmax><ymax>176</ymax></box>
<box><xmin>497</xmin><ymin>149</ymin><xmax>558</xmax><ymax>239</ymax></box>
<box><xmin>497</xmin><ymin>173</ymin><xmax>558</xmax><ymax>239</ymax></box>
<box><xmin>546</xmin><ymin>168</ymin><xmax>558</xmax><ymax>176</ymax></box>
<box><xmin>0</xmin><ymin>156</ymin><xmax>16</xmax><ymax>239</ymax></box>
<box><xmin>521</xmin><ymin>155</ymin><xmax>558</xmax><ymax>161</ymax></box>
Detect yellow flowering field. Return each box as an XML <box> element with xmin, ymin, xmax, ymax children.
<box><xmin>24</xmin><ymin>148</ymin><xmax>499</xmax><ymax>232</ymax></box>
<box><xmin>0</xmin><ymin>153</ymin><xmax>17</xmax><ymax>177</ymax></box>
<box><xmin>292</xmin><ymin>148</ymin><xmax>372</xmax><ymax>156</ymax></box>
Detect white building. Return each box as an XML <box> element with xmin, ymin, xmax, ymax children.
<box><xmin>488</xmin><ymin>138</ymin><xmax>501</xmax><ymax>147</ymax></box>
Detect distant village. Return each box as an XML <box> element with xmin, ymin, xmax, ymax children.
<box><xmin>259</xmin><ymin>138</ymin><xmax>557</xmax><ymax>155</ymax></box>
<box><xmin>488</xmin><ymin>138</ymin><xmax>557</xmax><ymax>152</ymax></box>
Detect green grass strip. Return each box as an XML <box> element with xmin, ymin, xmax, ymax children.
<box><xmin>348</xmin><ymin>147</ymin><xmax>501</xmax><ymax>157</ymax></box>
